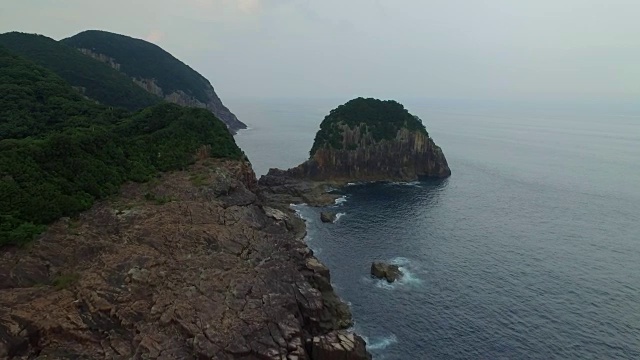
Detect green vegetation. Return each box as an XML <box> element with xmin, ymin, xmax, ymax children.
<box><xmin>144</xmin><ymin>192</ymin><xmax>175</xmax><ymax>205</ymax></box>
<box><xmin>0</xmin><ymin>48</ymin><xmax>243</xmax><ymax>247</ymax></box>
<box><xmin>52</xmin><ymin>272</ymin><xmax>80</xmax><ymax>290</ymax></box>
<box><xmin>62</xmin><ymin>30</ymin><xmax>212</xmax><ymax>104</ymax></box>
<box><xmin>0</xmin><ymin>46</ymin><xmax>122</xmax><ymax>139</ymax></box>
<box><xmin>309</xmin><ymin>97</ymin><xmax>428</xmax><ymax>155</ymax></box>
<box><xmin>0</xmin><ymin>32</ymin><xmax>162</xmax><ymax>111</ymax></box>
<box><xmin>189</xmin><ymin>173</ymin><xmax>210</xmax><ymax>187</ymax></box>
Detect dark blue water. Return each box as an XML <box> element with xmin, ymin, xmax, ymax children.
<box><xmin>232</xmin><ymin>98</ymin><xmax>640</xmax><ymax>359</ymax></box>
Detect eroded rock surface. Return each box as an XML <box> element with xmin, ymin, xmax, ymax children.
<box><xmin>0</xmin><ymin>160</ymin><xmax>370</xmax><ymax>359</ymax></box>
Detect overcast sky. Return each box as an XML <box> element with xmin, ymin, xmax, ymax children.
<box><xmin>1</xmin><ymin>0</ymin><xmax>638</xmax><ymax>102</ymax></box>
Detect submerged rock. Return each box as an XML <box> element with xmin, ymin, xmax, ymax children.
<box><xmin>371</xmin><ymin>261</ymin><xmax>403</xmax><ymax>283</ymax></box>
<box><xmin>320</xmin><ymin>211</ymin><xmax>337</xmax><ymax>223</ymax></box>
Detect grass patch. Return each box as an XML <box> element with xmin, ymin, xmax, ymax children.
<box><xmin>53</xmin><ymin>273</ymin><xmax>80</xmax><ymax>290</ymax></box>
<box><xmin>189</xmin><ymin>173</ymin><xmax>210</xmax><ymax>187</ymax></box>
<box><xmin>143</xmin><ymin>192</ymin><xmax>174</xmax><ymax>205</ymax></box>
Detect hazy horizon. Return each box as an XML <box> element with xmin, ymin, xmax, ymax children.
<box><xmin>1</xmin><ymin>1</ymin><xmax>638</xmax><ymax>104</ymax></box>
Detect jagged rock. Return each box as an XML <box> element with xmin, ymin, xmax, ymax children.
<box><xmin>310</xmin><ymin>330</ymin><xmax>371</xmax><ymax>360</ymax></box>
<box><xmin>371</xmin><ymin>261</ymin><xmax>403</xmax><ymax>283</ymax></box>
<box><xmin>0</xmin><ymin>159</ymin><xmax>370</xmax><ymax>359</ymax></box>
<box><xmin>320</xmin><ymin>212</ymin><xmax>337</xmax><ymax>223</ymax></box>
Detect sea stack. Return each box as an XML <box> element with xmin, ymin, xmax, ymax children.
<box><xmin>265</xmin><ymin>97</ymin><xmax>450</xmax><ymax>184</ymax></box>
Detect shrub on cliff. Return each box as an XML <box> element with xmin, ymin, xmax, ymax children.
<box><xmin>0</xmin><ymin>48</ymin><xmax>242</xmax><ymax>246</ymax></box>
<box><xmin>309</xmin><ymin>97</ymin><xmax>429</xmax><ymax>155</ymax></box>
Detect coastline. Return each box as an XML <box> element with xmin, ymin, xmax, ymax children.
<box><xmin>0</xmin><ymin>159</ymin><xmax>370</xmax><ymax>359</ymax></box>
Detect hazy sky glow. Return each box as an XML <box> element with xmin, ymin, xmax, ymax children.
<box><xmin>1</xmin><ymin>0</ymin><xmax>638</xmax><ymax>101</ymax></box>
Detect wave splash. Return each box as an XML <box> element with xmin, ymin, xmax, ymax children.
<box><xmin>363</xmin><ymin>334</ymin><xmax>398</xmax><ymax>351</ymax></box>
<box><xmin>334</xmin><ymin>195</ymin><xmax>348</xmax><ymax>206</ymax></box>
<box><xmin>365</xmin><ymin>257</ymin><xmax>423</xmax><ymax>289</ymax></box>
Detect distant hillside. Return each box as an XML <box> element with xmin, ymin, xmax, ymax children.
<box><xmin>0</xmin><ymin>47</ymin><xmax>243</xmax><ymax>246</ymax></box>
<box><xmin>0</xmin><ymin>32</ymin><xmax>161</xmax><ymax>111</ymax></box>
<box><xmin>62</xmin><ymin>30</ymin><xmax>246</xmax><ymax>133</ymax></box>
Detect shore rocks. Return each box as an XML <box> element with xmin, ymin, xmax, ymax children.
<box><xmin>310</xmin><ymin>330</ymin><xmax>371</xmax><ymax>360</ymax></box>
<box><xmin>0</xmin><ymin>159</ymin><xmax>370</xmax><ymax>359</ymax></box>
<box><xmin>320</xmin><ymin>211</ymin><xmax>337</xmax><ymax>223</ymax></box>
<box><xmin>371</xmin><ymin>261</ymin><xmax>403</xmax><ymax>283</ymax></box>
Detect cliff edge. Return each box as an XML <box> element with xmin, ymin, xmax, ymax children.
<box><xmin>0</xmin><ymin>159</ymin><xmax>370</xmax><ymax>359</ymax></box>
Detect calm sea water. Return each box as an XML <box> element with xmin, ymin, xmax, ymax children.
<box><xmin>231</xmin><ymin>98</ymin><xmax>640</xmax><ymax>359</ymax></box>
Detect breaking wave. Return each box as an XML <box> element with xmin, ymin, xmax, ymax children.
<box><xmin>363</xmin><ymin>334</ymin><xmax>398</xmax><ymax>351</ymax></box>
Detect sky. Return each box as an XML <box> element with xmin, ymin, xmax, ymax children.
<box><xmin>1</xmin><ymin>0</ymin><xmax>638</xmax><ymax>102</ymax></box>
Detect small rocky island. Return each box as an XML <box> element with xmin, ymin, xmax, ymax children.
<box><xmin>264</xmin><ymin>97</ymin><xmax>450</xmax><ymax>184</ymax></box>
<box><xmin>259</xmin><ymin>97</ymin><xmax>451</xmax><ymax>206</ymax></box>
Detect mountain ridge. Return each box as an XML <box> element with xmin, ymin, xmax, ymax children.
<box><xmin>0</xmin><ymin>32</ymin><xmax>161</xmax><ymax>111</ymax></box>
<box><xmin>62</xmin><ymin>30</ymin><xmax>246</xmax><ymax>133</ymax></box>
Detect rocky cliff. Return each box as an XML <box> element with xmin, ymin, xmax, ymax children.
<box><xmin>62</xmin><ymin>31</ymin><xmax>246</xmax><ymax>133</ymax></box>
<box><xmin>262</xmin><ymin>98</ymin><xmax>451</xmax><ymax>184</ymax></box>
<box><xmin>0</xmin><ymin>159</ymin><xmax>370</xmax><ymax>359</ymax></box>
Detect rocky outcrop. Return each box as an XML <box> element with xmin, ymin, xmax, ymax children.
<box><xmin>0</xmin><ymin>159</ymin><xmax>369</xmax><ymax>359</ymax></box>
<box><xmin>77</xmin><ymin>48</ymin><xmax>121</xmax><ymax>71</ymax></box>
<box><xmin>320</xmin><ymin>212</ymin><xmax>337</xmax><ymax>223</ymax></box>
<box><xmin>311</xmin><ymin>331</ymin><xmax>370</xmax><ymax>360</ymax></box>
<box><xmin>75</xmin><ymin>48</ymin><xmax>246</xmax><ymax>133</ymax></box>
<box><xmin>279</xmin><ymin>126</ymin><xmax>450</xmax><ymax>183</ymax></box>
<box><xmin>371</xmin><ymin>261</ymin><xmax>403</xmax><ymax>283</ymax></box>
<box><xmin>132</xmin><ymin>77</ymin><xmax>246</xmax><ymax>133</ymax></box>
<box><xmin>258</xmin><ymin>168</ymin><xmax>340</xmax><ymax>207</ymax></box>
<box><xmin>259</xmin><ymin>98</ymin><xmax>450</xmax><ymax>185</ymax></box>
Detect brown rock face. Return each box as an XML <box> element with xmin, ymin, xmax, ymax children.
<box><xmin>320</xmin><ymin>212</ymin><xmax>337</xmax><ymax>223</ymax></box>
<box><xmin>370</xmin><ymin>261</ymin><xmax>403</xmax><ymax>283</ymax></box>
<box><xmin>0</xmin><ymin>159</ymin><xmax>369</xmax><ymax>359</ymax></box>
<box><xmin>269</xmin><ymin>126</ymin><xmax>450</xmax><ymax>183</ymax></box>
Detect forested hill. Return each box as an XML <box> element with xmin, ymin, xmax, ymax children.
<box><xmin>0</xmin><ymin>48</ymin><xmax>243</xmax><ymax>246</ymax></box>
<box><xmin>62</xmin><ymin>30</ymin><xmax>246</xmax><ymax>132</ymax></box>
<box><xmin>0</xmin><ymin>32</ymin><xmax>161</xmax><ymax>111</ymax></box>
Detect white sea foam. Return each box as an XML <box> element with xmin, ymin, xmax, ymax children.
<box><xmin>390</xmin><ymin>257</ymin><xmax>411</xmax><ymax>266</ymax></box>
<box><xmin>346</xmin><ymin>181</ymin><xmax>367</xmax><ymax>187</ymax></box>
<box><xmin>334</xmin><ymin>195</ymin><xmax>348</xmax><ymax>205</ymax></box>
<box><xmin>387</xmin><ymin>181</ymin><xmax>422</xmax><ymax>188</ymax></box>
<box><xmin>335</xmin><ymin>212</ymin><xmax>346</xmax><ymax>221</ymax></box>
<box><xmin>363</xmin><ymin>334</ymin><xmax>398</xmax><ymax>351</ymax></box>
<box><xmin>392</xmin><ymin>257</ymin><xmax>423</xmax><ymax>285</ymax></box>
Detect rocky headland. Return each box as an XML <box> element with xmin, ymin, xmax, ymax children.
<box><xmin>0</xmin><ymin>159</ymin><xmax>369</xmax><ymax>359</ymax></box>
<box><xmin>0</xmin><ymin>95</ymin><xmax>449</xmax><ymax>359</ymax></box>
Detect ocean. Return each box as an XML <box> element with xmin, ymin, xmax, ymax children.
<box><xmin>231</xmin><ymin>98</ymin><xmax>640</xmax><ymax>359</ymax></box>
